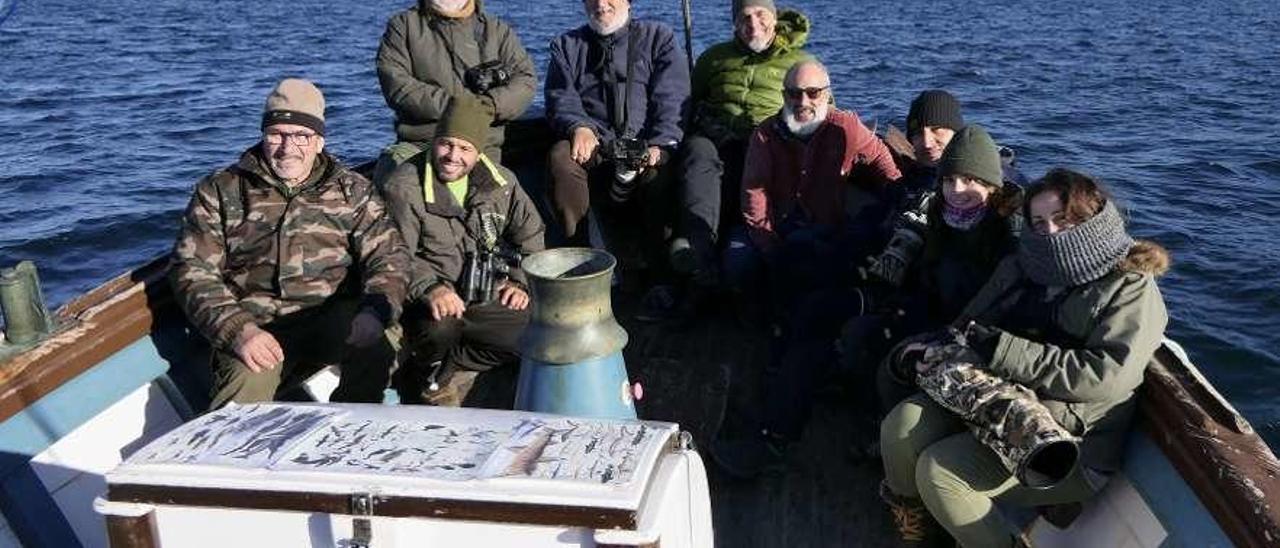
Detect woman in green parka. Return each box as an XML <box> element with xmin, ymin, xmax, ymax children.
<box><xmin>878</xmin><ymin>168</ymin><xmax>1171</xmax><ymax>547</ymax></box>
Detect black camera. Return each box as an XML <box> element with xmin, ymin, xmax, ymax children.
<box><xmin>864</xmin><ymin>191</ymin><xmax>933</xmax><ymax>286</ymax></box>
<box><xmin>464</xmin><ymin>60</ymin><xmax>511</xmax><ymax>94</ymax></box>
<box><xmin>609</xmin><ymin>137</ymin><xmax>648</xmax><ymax>171</ymax></box>
<box><xmin>460</xmin><ymin>249</ymin><xmax>517</xmax><ymax>305</ymax></box>
<box><xmin>608</xmin><ymin>138</ymin><xmax>649</xmax><ymax>203</ymax></box>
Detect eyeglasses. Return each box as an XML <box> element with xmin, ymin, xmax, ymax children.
<box><xmin>263</xmin><ymin>131</ymin><xmax>318</xmax><ymax>146</ymax></box>
<box><xmin>783</xmin><ymin>86</ymin><xmax>828</xmax><ymax>100</ymax></box>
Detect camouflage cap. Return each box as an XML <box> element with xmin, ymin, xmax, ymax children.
<box><xmin>262</xmin><ymin>78</ymin><xmax>326</xmax><ymax>136</ymax></box>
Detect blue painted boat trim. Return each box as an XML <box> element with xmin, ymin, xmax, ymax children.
<box><xmin>1123</xmin><ymin>431</ymin><xmax>1233</xmax><ymax>547</ymax></box>
<box><xmin>0</xmin><ymin>460</ymin><xmax>82</xmax><ymax>548</ymax></box>
<box><xmin>0</xmin><ymin>337</ymin><xmax>171</xmax><ymax>470</ymax></box>
<box><xmin>0</xmin><ymin>335</ymin><xmax>174</xmax><ymax>548</ymax></box>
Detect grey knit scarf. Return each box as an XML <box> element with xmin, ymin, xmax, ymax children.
<box><xmin>1018</xmin><ymin>200</ymin><xmax>1133</xmax><ymax>287</ymax></box>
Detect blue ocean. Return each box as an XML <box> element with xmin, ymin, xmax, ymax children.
<box><xmin>0</xmin><ymin>0</ymin><xmax>1277</xmax><ymax>445</ymax></box>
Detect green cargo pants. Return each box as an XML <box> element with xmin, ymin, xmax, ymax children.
<box><xmin>208</xmin><ymin>298</ymin><xmax>395</xmax><ymax>410</ymax></box>
<box><xmin>880</xmin><ymin>394</ymin><xmax>1103</xmax><ymax>547</ymax></box>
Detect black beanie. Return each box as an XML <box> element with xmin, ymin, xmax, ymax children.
<box><xmin>907</xmin><ymin>89</ymin><xmax>964</xmax><ymax>138</ymax></box>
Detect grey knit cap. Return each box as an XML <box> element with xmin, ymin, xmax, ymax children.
<box><xmin>1018</xmin><ymin>200</ymin><xmax>1133</xmax><ymax>287</ymax></box>
<box><xmin>733</xmin><ymin>0</ymin><xmax>776</xmax><ymax>17</ymax></box>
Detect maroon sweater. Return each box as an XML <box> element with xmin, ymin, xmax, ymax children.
<box><xmin>741</xmin><ymin>108</ymin><xmax>901</xmax><ymax>249</ymax></box>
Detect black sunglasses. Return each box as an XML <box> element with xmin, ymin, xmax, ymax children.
<box><xmin>783</xmin><ymin>86</ymin><xmax>828</xmax><ymax>100</ymax></box>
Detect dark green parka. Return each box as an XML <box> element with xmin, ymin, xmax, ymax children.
<box><xmin>689</xmin><ymin>9</ymin><xmax>812</xmax><ymax>142</ymax></box>
<box><xmin>376</xmin><ymin>0</ymin><xmax>536</xmax><ymax>148</ymax></box>
<box><xmin>382</xmin><ymin>152</ymin><xmax>544</xmax><ymax>302</ymax></box>
<box><xmin>955</xmin><ymin>243</ymin><xmax>1171</xmax><ymax>472</ymax></box>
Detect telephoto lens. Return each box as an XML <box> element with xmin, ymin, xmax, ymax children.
<box><xmin>610</xmin><ymin>164</ymin><xmax>639</xmax><ymax>203</ymax></box>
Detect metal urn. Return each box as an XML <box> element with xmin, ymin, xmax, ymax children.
<box><xmin>515</xmin><ymin>248</ymin><xmax>635</xmax><ymax>419</ymax></box>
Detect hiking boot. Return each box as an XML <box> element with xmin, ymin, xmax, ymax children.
<box><xmin>668</xmin><ymin>237</ymin><xmax>698</xmax><ymax>274</ymax></box>
<box><xmin>709</xmin><ymin>430</ymin><xmax>786</xmax><ymax>480</ymax></box>
<box><xmin>636</xmin><ymin>285</ymin><xmax>695</xmax><ymax>323</ymax></box>
<box><xmin>880</xmin><ymin>480</ymin><xmax>949</xmax><ymax>547</ymax></box>
<box><xmin>422</xmin><ymin>369</ymin><xmax>479</xmax><ymax>407</ymax></box>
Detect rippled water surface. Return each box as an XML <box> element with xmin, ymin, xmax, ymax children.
<box><xmin>1</xmin><ymin>0</ymin><xmax>1278</xmax><ymax>443</ymax></box>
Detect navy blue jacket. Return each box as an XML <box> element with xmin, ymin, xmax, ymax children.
<box><xmin>545</xmin><ymin>20</ymin><xmax>690</xmax><ymax>148</ymax></box>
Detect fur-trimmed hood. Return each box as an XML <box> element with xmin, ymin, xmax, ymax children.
<box><xmin>1119</xmin><ymin>239</ymin><xmax>1171</xmax><ymax>277</ymax></box>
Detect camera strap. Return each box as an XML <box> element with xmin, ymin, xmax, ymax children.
<box><xmin>430</xmin><ymin>14</ymin><xmax>493</xmax><ymax>87</ymax></box>
<box><xmin>600</xmin><ymin>21</ymin><xmax>637</xmax><ymax>140</ymax></box>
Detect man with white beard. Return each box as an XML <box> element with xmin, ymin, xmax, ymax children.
<box><xmin>670</xmin><ymin>0</ymin><xmax>814</xmax><ymax>319</ymax></box>
<box><xmin>723</xmin><ymin>60</ymin><xmax>900</xmax><ymax>326</ymax></box>
<box><xmin>544</xmin><ymin>0</ymin><xmax>692</xmax><ymax>316</ymax></box>
<box><xmin>373</xmin><ymin>0</ymin><xmax>537</xmax><ymax>182</ymax></box>
<box><xmin>711</xmin><ymin>61</ymin><xmax>902</xmax><ymax>479</ymax></box>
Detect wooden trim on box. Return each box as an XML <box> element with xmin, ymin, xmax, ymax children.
<box><xmin>597</xmin><ymin>541</ymin><xmax>659</xmax><ymax>548</ymax></box>
<box><xmin>0</xmin><ymin>254</ymin><xmax>174</xmax><ymax>424</ymax></box>
<box><xmin>105</xmin><ymin>511</ymin><xmax>159</xmax><ymax>548</ymax></box>
<box><xmin>108</xmin><ymin>483</ymin><xmax>639</xmax><ymax>531</ymax></box>
<box><xmin>1139</xmin><ymin>344</ymin><xmax>1280</xmax><ymax>548</ymax></box>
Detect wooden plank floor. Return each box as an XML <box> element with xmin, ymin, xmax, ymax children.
<box><xmin>467</xmin><ymin>291</ymin><xmax>897</xmax><ymax>547</ymax></box>
<box><xmin>621</xmin><ymin>296</ymin><xmax>897</xmax><ymax>548</ymax></box>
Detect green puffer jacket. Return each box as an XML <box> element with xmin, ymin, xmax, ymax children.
<box><xmin>955</xmin><ymin>244</ymin><xmax>1170</xmax><ymax>472</ymax></box>
<box><xmin>689</xmin><ymin>9</ymin><xmax>812</xmax><ymax>143</ymax></box>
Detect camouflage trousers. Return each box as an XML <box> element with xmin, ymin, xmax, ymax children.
<box><xmin>880</xmin><ymin>394</ymin><xmax>1103</xmax><ymax>548</ymax></box>
<box><xmin>208</xmin><ymin>297</ymin><xmax>395</xmax><ymax>410</ymax></box>
<box><xmin>914</xmin><ymin>344</ymin><xmax>1081</xmax><ymax>488</ymax></box>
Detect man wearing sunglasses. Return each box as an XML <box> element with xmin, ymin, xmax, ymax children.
<box><xmin>673</xmin><ymin>0</ymin><xmax>813</xmax><ymax>317</ymax></box>
<box><xmin>171</xmin><ymin>78</ymin><xmax>409</xmax><ymax>410</ymax></box>
<box><xmin>724</xmin><ymin>59</ymin><xmax>900</xmax><ymax>315</ymax></box>
<box><xmin>712</xmin><ymin>60</ymin><xmax>901</xmax><ymax>479</ymax></box>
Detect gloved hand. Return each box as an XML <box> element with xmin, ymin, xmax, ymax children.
<box><xmin>864</xmin><ymin>227</ymin><xmax>923</xmax><ymax>286</ymax></box>
<box><xmin>886</xmin><ymin>329</ymin><xmax>950</xmax><ymax>384</ymax></box>
<box><xmin>960</xmin><ymin>321</ymin><xmax>1002</xmax><ymax>361</ymax></box>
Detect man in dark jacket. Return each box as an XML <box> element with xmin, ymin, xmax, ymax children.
<box><xmin>383</xmin><ymin>96</ymin><xmax>545</xmax><ymax>406</ymax></box>
<box><xmin>680</xmin><ymin>0</ymin><xmax>813</xmax><ymax>282</ymax></box>
<box><xmin>170</xmin><ymin>79</ymin><xmax>409</xmax><ymax>410</ymax></box>
<box><xmin>374</xmin><ymin>0</ymin><xmax>536</xmax><ymax>182</ymax></box>
<box><xmin>544</xmin><ymin>0</ymin><xmax>694</xmax><ymax>305</ymax></box>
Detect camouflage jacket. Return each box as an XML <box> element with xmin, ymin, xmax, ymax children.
<box><xmin>382</xmin><ymin>151</ymin><xmax>544</xmax><ymax>302</ymax></box>
<box><xmin>955</xmin><ymin>253</ymin><xmax>1168</xmax><ymax>472</ymax></box>
<box><xmin>170</xmin><ymin>148</ymin><xmax>410</xmax><ymax>351</ymax></box>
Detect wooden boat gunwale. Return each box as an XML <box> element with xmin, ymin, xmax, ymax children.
<box><xmin>2</xmin><ymin>156</ymin><xmax>1279</xmax><ymax>544</ymax></box>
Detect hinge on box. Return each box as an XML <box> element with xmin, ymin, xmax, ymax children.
<box><xmin>349</xmin><ymin>493</ymin><xmax>376</xmax><ymax>548</ymax></box>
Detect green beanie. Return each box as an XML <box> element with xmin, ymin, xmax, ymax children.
<box><xmin>937</xmin><ymin>124</ymin><xmax>1003</xmax><ymax>188</ymax></box>
<box><xmin>435</xmin><ymin>95</ymin><xmax>492</xmax><ymax>150</ymax></box>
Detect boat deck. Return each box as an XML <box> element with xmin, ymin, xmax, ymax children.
<box><xmin>466</xmin><ymin>294</ymin><xmax>897</xmax><ymax>547</ymax></box>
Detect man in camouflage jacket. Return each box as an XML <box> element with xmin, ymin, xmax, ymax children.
<box><xmin>383</xmin><ymin>96</ymin><xmax>544</xmax><ymax>406</ymax></box>
<box><xmin>170</xmin><ymin>79</ymin><xmax>409</xmax><ymax>409</ymax></box>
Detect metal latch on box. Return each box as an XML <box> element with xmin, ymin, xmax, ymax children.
<box><xmin>348</xmin><ymin>493</ymin><xmax>378</xmax><ymax>548</ymax></box>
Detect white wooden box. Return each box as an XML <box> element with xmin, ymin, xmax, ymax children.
<box><xmin>96</xmin><ymin>403</ymin><xmax>713</xmax><ymax>547</ymax></box>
